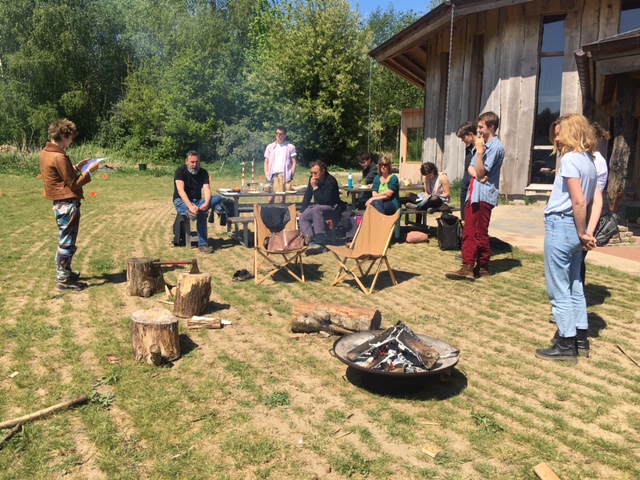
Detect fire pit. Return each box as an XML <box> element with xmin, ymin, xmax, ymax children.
<box><xmin>332</xmin><ymin>323</ymin><xmax>460</xmax><ymax>392</ymax></box>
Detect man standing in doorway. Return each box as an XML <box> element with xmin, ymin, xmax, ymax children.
<box><xmin>264</xmin><ymin>126</ymin><xmax>297</xmax><ymax>203</ymax></box>
<box><xmin>173</xmin><ymin>151</ymin><xmax>222</xmax><ymax>254</ymax></box>
<box><xmin>446</xmin><ymin>112</ymin><xmax>505</xmax><ymax>281</ymax></box>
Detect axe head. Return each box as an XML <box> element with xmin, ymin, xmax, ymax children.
<box><xmin>189</xmin><ymin>259</ymin><xmax>200</xmax><ymax>274</ymax></box>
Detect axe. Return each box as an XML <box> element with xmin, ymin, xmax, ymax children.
<box><xmin>153</xmin><ymin>259</ymin><xmax>200</xmax><ymax>274</ymax></box>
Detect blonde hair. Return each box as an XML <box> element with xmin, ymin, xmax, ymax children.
<box><xmin>378</xmin><ymin>153</ymin><xmax>393</xmax><ymax>168</ymax></box>
<box><xmin>550</xmin><ymin>114</ymin><xmax>598</xmax><ymax>157</ymax></box>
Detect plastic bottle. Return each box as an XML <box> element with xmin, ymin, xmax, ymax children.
<box><xmin>347</xmin><ymin>172</ymin><xmax>353</xmax><ymax>189</ymax></box>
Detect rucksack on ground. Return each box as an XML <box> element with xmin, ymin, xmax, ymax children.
<box><xmin>437</xmin><ymin>212</ymin><xmax>462</xmax><ymax>251</ymax></box>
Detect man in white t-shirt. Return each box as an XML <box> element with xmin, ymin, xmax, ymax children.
<box><xmin>264</xmin><ymin>126</ymin><xmax>297</xmax><ymax>203</ymax></box>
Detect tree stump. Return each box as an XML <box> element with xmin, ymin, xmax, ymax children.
<box><xmin>172</xmin><ymin>273</ymin><xmax>212</xmax><ymax>318</ymax></box>
<box><xmin>291</xmin><ymin>301</ymin><xmax>382</xmax><ymax>334</ymax></box>
<box><xmin>130</xmin><ymin>308</ymin><xmax>180</xmax><ymax>365</ymax></box>
<box><xmin>127</xmin><ymin>257</ymin><xmax>165</xmax><ymax>298</ymax></box>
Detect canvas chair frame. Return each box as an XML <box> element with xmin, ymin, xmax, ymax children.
<box><xmin>327</xmin><ymin>206</ymin><xmax>400</xmax><ymax>295</ymax></box>
<box><xmin>254</xmin><ymin>204</ymin><xmax>306</xmax><ymax>285</ymax></box>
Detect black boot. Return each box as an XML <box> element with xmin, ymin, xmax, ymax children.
<box><xmin>550</xmin><ymin>329</ymin><xmax>590</xmax><ymax>357</ymax></box>
<box><xmin>536</xmin><ymin>335</ymin><xmax>577</xmax><ymax>363</ymax></box>
<box><xmin>576</xmin><ymin>329</ymin><xmax>590</xmax><ymax>358</ymax></box>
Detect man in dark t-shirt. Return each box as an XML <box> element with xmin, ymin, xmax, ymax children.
<box><xmin>173</xmin><ymin>150</ymin><xmax>222</xmax><ymax>253</ymax></box>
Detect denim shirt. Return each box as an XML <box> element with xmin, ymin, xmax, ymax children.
<box><xmin>467</xmin><ymin>136</ymin><xmax>505</xmax><ymax>207</ymax></box>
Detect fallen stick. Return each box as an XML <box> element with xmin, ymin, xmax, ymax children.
<box><xmin>0</xmin><ymin>423</ymin><xmax>22</xmax><ymax>448</ymax></box>
<box><xmin>0</xmin><ymin>395</ymin><xmax>89</xmax><ymax>430</ymax></box>
<box><xmin>615</xmin><ymin>344</ymin><xmax>640</xmax><ymax>367</ymax></box>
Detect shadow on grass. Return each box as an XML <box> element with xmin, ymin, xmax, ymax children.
<box><xmin>490</xmin><ymin>236</ymin><xmax>514</xmax><ymax>254</ymax></box>
<box><xmin>490</xmin><ymin>257</ymin><xmax>523</xmax><ymax>274</ymax></box>
<box><xmin>587</xmin><ymin>312</ymin><xmax>607</xmax><ymax>339</ymax></box>
<box><xmin>585</xmin><ymin>283</ymin><xmax>611</xmax><ymax>307</ymax></box>
<box><xmin>179</xmin><ymin>334</ymin><xmax>199</xmax><ymax>356</ymax></box>
<box><xmin>88</xmin><ymin>269</ymin><xmax>128</xmax><ymax>285</ymax></box>
<box><xmin>327</xmin><ymin>268</ymin><xmax>418</xmax><ymax>293</ymax></box>
<box><xmin>343</xmin><ymin>366</ymin><xmax>467</xmax><ymax>400</ymax></box>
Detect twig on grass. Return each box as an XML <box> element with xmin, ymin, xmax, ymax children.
<box><xmin>0</xmin><ymin>423</ymin><xmax>22</xmax><ymax>448</ymax></box>
<box><xmin>615</xmin><ymin>344</ymin><xmax>640</xmax><ymax>367</ymax></box>
<box><xmin>0</xmin><ymin>395</ymin><xmax>89</xmax><ymax>430</ymax></box>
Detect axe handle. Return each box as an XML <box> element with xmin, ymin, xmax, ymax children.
<box><xmin>153</xmin><ymin>261</ymin><xmax>193</xmax><ymax>266</ymax></box>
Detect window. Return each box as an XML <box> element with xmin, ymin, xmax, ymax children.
<box><xmin>530</xmin><ymin>15</ymin><xmax>565</xmax><ymax>185</ymax></box>
<box><xmin>621</xmin><ymin>0</ymin><xmax>640</xmax><ymax>33</ymax></box>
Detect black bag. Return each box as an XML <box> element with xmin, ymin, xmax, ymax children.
<box><xmin>437</xmin><ymin>212</ymin><xmax>462</xmax><ymax>251</ymax></box>
<box><xmin>594</xmin><ymin>211</ymin><xmax>619</xmax><ymax>246</ymax></box>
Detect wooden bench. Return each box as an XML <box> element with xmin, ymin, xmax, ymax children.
<box><xmin>227</xmin><ymin>216</ymin><xmax>254</xmax><ymax>247</ymax></box>
<box><xmin>403</xmin><ymin>207</ymin><xmax>460</xmax><ymax>227</ymax></box>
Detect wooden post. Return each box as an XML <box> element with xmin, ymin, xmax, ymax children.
<box><xmin>130</xmin><ymin>308</ymin><xmax>180</xmax><ymax>365</ymax></box>
<box><xmin>291</xmin><ymin>301</ymin><xmax>382</xmax><ymax>334</ymax></box>
<box><xmin>172</xmin><ymin>273</ymin><xmax>212</xmax><ymax>318</ymax></box>
<box><xmin>127</xmin><ymin>257</ymin><xmax>165</xmax><ymax>298</ymax></box>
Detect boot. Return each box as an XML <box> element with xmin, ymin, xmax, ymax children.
<box><xmin>445</xmin><ymin>264</ymin><xmax>475</xmax><ymax>281</ymax></box>
<box><xmin>536</xmin><ymin>335</ymin><xmax>577</xmax><ymax>363</ymax></box>
<box><xmin>549</xmin><ymin>329</ymin><xmax>590</xmax><ymax>357</ymax></box>
<box><xmin>475</xmin><ymin>264</ymin><xmax>490</xmax><ymax>278</ymax></box>
<box><xmin>576</xmin><ymin>329</ymin><xmax>590</xmax><ymax>358</ymax></box>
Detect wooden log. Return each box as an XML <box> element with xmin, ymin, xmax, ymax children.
<box><xmin>533</xmin><ymin>462</ymin><xmax>561</xmax><ymax>480</ymax></box>
<box><xmin>127</xmin><ymin>257</ymin><xmax>165</xmax><ymax>298</ymax></box>
<box><xmin>172</xmin><ymin>273</ymin><xmax>212</xmax><ymax>318</ymax></box>
<box><xmin>130</xmin><ymin>308</ymin><xmax>180</xmax><ymax>364</ymax></box>
<box><xmin>0</xmin><ymin>395</ymin><xmax>88</xmax><ymax>430</ymax></box>
<box><xmin>187</xmin><ymin>317</ymin><xmax>222</xmax><ymax>330</ymax></box>
<box><xmin>291</xmin><ymin>301</ymin><xmax>381</xmax><ymax>334</ymax></box>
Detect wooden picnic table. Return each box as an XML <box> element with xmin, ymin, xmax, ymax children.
<box><xmin>339</xmin><ymin>184</ymin><xmax>424</xmax><ymax>209</ymax></box>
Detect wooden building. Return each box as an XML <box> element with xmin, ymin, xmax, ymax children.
<box><xmin>371</xmin><ymin>0</ymin><xmax>640</xmax><ymax>207</ymax></box>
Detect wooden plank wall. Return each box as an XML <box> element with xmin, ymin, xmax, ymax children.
<box><xmin>418</xmin><ymin>0</ymin><xmax>624</xmax><ymax>196</ymax></box>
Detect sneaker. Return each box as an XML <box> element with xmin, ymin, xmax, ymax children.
<box><xmin>186</xmin><ymin>212</ymin><xmax>198</xmax><ymax>222</ymax></box>
<box><xmin>199</xmin><ymin>245</ymin><xmax>213</xmax><ymax>254</ymax></box>
<box><xmin>439</xmin><ymin>203</ymin><xmax>452</xmax><ymax>212</ymax></box>
<box><xmin>57</xmin><ymin>279</ymin><xmax>88</xmax><ymax>291</ymax></box>
<box><xmin>405</xmin><ymin>202</ymin><xmax>418</xmax><ymax>209</ymax></box>
<box><xmin>426</xmin><ymin>207</ymin><xmax>436</xmax><ymax>214</ymax></box>
<box><xmin>64</xmin><ymin>271</ymin><xmax>81</xmax><ymax>281</ymax></box>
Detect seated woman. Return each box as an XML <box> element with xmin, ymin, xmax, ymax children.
<box><xmin>410</xmin><ymin>162</ymin><xmax>451</xmax><ymax>213</ymax></box>
<box><xmin>364</xmin><ymin>153</ymin><xmax>400</xmax><ymax>215</ymax></box>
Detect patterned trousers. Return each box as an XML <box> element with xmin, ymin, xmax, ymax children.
<box><xmin>53</xmin><ymin>201</ymin><xmax>81</xmax><ymax>282</ymax></box>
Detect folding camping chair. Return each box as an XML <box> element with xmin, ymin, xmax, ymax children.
<box><xmin>326</xmin><ymin>206</ymin><xmax>400</xmax><ymax>295</ymax></box>
<box><xmin>254</xmin><ymin>204</ymin><xmax>307</xmax><ymax>285</ymax></box>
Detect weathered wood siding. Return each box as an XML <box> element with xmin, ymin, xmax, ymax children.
<box><xmin>420</xmin><ymin>0</ymin><xmax>625</xmax><ymax>196</ymax></box>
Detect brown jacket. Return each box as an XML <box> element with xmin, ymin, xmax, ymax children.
<box><xmin>40</xmin><ymin>142</ymin><xmax>91</xmax><ymax>201</ymax></box>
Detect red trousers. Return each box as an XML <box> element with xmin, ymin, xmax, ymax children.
<box><xmin>461</xmin><ymin>201</ymin><xmax>494</xmax><ymax>266</ymax></box>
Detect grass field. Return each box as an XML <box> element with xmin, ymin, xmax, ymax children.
<box><xmin>0</xmin><ymin>169</ymin><xmax>639</xmax><ymax>480</ymax></box>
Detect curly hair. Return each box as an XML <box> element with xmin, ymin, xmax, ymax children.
<box><xmin>420</xmin><ymin>161</ymin><xmax>438</xmax><ymax>177</ymax></box>
<box><xmin>47</xmin><ymin>119</ymin><xmax>77</xmax><ymax>142</ymax></box>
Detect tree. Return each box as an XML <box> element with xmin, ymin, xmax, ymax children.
<box><xmin>364</xmin><ymin>7</ymin><xmax>423</xmax><ymax>154</ymax></box>
<box><xmin>245</xmin><ymin>0</ymin><xmax>370</xmax><ymax>165</ymax></box>
<box><xmin>0</xmin><ymin>0</ymin><xmax>130</xmax><ymax>146</ymax></box>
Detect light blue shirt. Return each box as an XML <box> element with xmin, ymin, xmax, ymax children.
<box><xmin>467</xmin><ymin>136</ymin><xmax>505</xmax><ymax>207</ymax></box>
<box><xmin>544</xmin><ymin>152</ymin><xmax>597</xmax><ymax>216</ymax></box>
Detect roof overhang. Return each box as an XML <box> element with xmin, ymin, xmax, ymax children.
<box><xmin>369</xmin><ymin>0</ymin><xmax>534</xmax><ymax>89</ymax></box>
<box><xmin>575</xmin><ymin>28</ymin><xmax>640</xmax><ymax>111</ymax></box>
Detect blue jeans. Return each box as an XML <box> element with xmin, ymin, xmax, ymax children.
<box><xmin>544</xmin><ymin>213</ymin><xmax>587</xmax><ymax>337</ymax></box>
<box><xmin>174</xmin><ymin>196</ymin><xmax>222</xmax><ymax>246</ymax></box>
<box><xmin>53</xmin><ymin>200</ymin><xmax>81</xmax><ymax>281</ymax></box>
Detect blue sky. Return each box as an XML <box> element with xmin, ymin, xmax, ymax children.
<box><xmin>349</xmin><ymin>0</ymin><xmax>429</xmax><ymax>18</ymax></box>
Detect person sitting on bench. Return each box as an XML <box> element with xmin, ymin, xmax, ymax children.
<box><xmin>173</xmin><ymin>150</ymin><xmax>222</xmax><ymax>254</ymax></box>
<box><xmin>406</xmin><ymin>162</ymin><xmax>451</xmax><ymax>214</ymax></box>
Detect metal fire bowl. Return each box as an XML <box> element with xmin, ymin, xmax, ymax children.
<box><xmin>332</xmin><ymin>330</ymin><xmax>460</xmax><ymax>378</ymax></box>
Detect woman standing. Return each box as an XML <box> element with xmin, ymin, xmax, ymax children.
<box><xmin>536</xmin><ymin>114</ymin><xmax>602</xmax><ymax>363</ymax></box>
<box><xmin>365</xmin><ymin>153</ymin><xmax>400</xmax><ymax>215</ymax></box>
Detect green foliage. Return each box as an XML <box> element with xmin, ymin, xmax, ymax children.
<box><xmin>263</xmin><ymin>390</ymin><xmax>291</xmax><ymax>409</ymax></box>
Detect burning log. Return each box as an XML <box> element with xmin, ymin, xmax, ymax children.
<box><xmin>173</xmin><ymin>273</ymin><xmax>212</xmax><ymax>318</ymax></box>
<box><xmin>291</xmin><ymin>301</ymin><xmax>381</xmax><ymax>335</ymax></box>
<box><xmin>130</xmin><ymin>308</ymin><xmax>180</xmax><ymax>365</ymax></box>
<box><xmin>347</xmin><ymin>322</ymin><xmax>440</xmax><ymax>372</ymax></box>
<box><xmin>127</xmin><ymin>257</ymin><xmax>166</xmax><ymax>297</ymax></box>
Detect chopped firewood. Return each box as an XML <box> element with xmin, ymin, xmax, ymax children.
<box><xmin>187</xmin><ymin>317</ymin><xmax>222</xmax><ymax>330</ymax></box>
<box><xmin>533</xmin><ymin>462</ymin><xmax>561</xmax><ymax>480</ymax></box>
<box><xmin>291</xmin><ymin>301</ymin><xmax>381</xmax><ymax>335</ymax></box>
<box><xmin>421</xmin><ymin>444</ymin><xmax>442</xmax><ymax>458</ymax></box>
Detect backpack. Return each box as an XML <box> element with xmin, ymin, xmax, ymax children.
<box><xmin>437</xmin><ymin>212</ymin><xmax>462</xmax><ymax>251</ymax></box>
<box><xmin>594</xmin><ymin>211</ymin><xmax>619</xmax><ymax>246</ymax></box>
